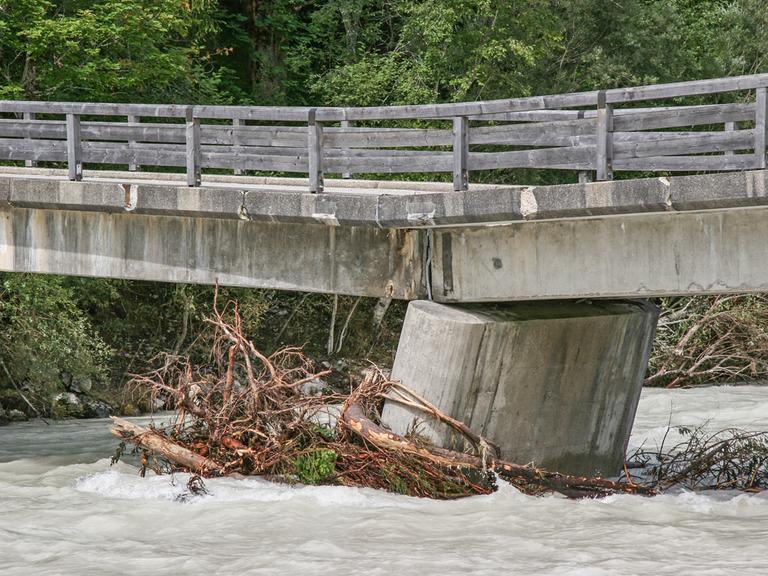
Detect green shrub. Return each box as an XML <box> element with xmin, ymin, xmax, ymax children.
<box><xmin>0</xmin><ymin>274</ymin><xmax>113</xmax><ymax>413</ymax></box>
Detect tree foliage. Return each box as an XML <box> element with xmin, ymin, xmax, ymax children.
<box><xmin>0</xmin><ymin>0</ymin><xmax>230</xmax><ymax>102</ymax></box>
<box><xmin>0</xmin><ymin>274</ymin><xmax>112</xmax><ymax>410</ymax></box>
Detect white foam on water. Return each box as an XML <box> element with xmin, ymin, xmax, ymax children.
<box><xmin>74</xmin><ymin>466</ymin><xmax>432</xmax><ymax>509</ymax></box>
<box><xmin>2</xmin><ymin>386</ymin><xmax>768</xmax><ymax>575</ymax></box>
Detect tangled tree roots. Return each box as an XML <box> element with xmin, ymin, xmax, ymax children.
<box><xmin>629</xmin><ymin>427</ymin><xmax>768</xmax><ymax>492</ymax></box>
<box><xmin>111</xmin><ymin>294</ymin><xmax>655</xmax><ymax>499</ymax></box>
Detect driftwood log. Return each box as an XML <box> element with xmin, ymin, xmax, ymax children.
<box><xmin>340</xmin><ymin>402</ymin><xmax>654</xmax><ymax>498</ymax></box>
<box><xmin>111</xmin><ymin>417</ymin><xmax>222</xmax><ymax>474</ymax></box>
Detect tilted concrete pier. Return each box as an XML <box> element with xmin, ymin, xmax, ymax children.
<box><xmin>3</xmin><ymin>73</ymin><xmax>768</xmax><ymax>473</ymax></box>
<box><xmin>382</xmin><ymin>300</ymin><xmax>659</xmax><ymax>476</ymax></box>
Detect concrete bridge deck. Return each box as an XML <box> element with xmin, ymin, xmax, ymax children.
<box><xmin>1</xmin><ymin>167</ymin><xmax>768</xmax><ymax>302</ymax></box>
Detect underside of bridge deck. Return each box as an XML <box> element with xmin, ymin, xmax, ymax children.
<box><xmin>433</xmin><ymin>205</ymin><xmax>768</xmax><ymax>301</ymax></box>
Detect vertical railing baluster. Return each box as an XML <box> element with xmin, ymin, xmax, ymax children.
<box><xmin>754</xmin><ymin>87</ymin><xmax>767</xmax><ymax>170</ymax></box>
<box><xmin>596</xmin><ymin>90</ymin><xmax>614</xmax><ymax>181</ymax></box>
<box><xmin>308</xmin><ymin>108</ymin><xmax>324</xmax><ymax>193</ymax></box>
<box><xmin>128</xmin><ymin>114</ymin><xmax>139</xmax><ymax>171</ymax></box>
<box><xmin>66</xmin><ymin>113</ymin><xmax>82</xmax><ymax>181</ymax></box>
<box><xmin>128</xmin><ymin>114</ymin><xmax>140</xmax><ymax>172</ymax></box>
<box><xmin>186</xmin><ymin>106</ymin><xmax>201</xmax><ymax>187</ymax></box>
<box><xmin>24</xmin><ymin>112</ymin><xmax>37</xmax><ymax>168</ymax></box>
<box><xmin>452</xmin><ymin>116</ymin><xmax>469</xmax><ymax>191</ymax></box>
<box><xmin>340</xmin><ymin>119</ymin><xmax>352</xmax><ymax>179</ymax></box>
<box><xmin>724</xmin><ymin>121</ymin><xmax>735</xmax><ymax>157</ymax></box>
<box><xmin>232</xmin><ymin>117</ymin><xmax>244</xmax><ymax>176</ymax></box>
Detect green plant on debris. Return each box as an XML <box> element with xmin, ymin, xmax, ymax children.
<box><xmin>294</xmin><ymin>449</ymin><xmax>339</xmax><ymax>485</ymax></box>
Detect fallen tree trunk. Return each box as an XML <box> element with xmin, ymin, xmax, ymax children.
<box><xmin>110</xmin><ymin>407</ymin><xmax>651</xmax><ymax>498</ymax></box>
<box><xmin>341</xmin><ymin>403</ymin><xmax>655</xmax><ymax>498</ymax></box>
<box><xmin>110</xmin><ymin>417</ymin><xmax>222</xmax><ymax>475</ymax></box>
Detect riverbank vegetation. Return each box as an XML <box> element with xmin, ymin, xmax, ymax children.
<box><xmin>647</xmin><ymin>295</ymin><xmax>768</xmax><ymax>388</ymax></box>
<box><xmin>3</xmin><ymin>0</ymin><xmax>768</xmax><ymax>419</ymax></box>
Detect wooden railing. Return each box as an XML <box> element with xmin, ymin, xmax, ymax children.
<box><xmin>1</xmin><ymin>73</ymin><xmax>767</xmax><ymax>192</ymax></box>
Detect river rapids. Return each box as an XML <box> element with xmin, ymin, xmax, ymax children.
<box><xmin>2</xmin><ymin>386</ymin><xmax>768</xmax><ymax>575</ymax></box>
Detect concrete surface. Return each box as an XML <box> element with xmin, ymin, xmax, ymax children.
<box><xmin>381</xmin><ymin>300</ymin><xmax>659</xmax><ymax>476</ymax></box>
<box><xmin>433</xmin><ymin>206</ymin><xmax>768</xmax><ymax>301</ymax></box>
<box><xmin>3</xmin><ymin>167</ymin><xmax>768</xmax><ymax>228</ymax></box>
<box><xmin>3</xmin><ymin>168</ymin><xmax>768</xmax><ymax>301</ymax></box>
<box><xmin>0</xmin><ymin>206</ymin><xmax>422</xmax><ymax>298</ymax></box>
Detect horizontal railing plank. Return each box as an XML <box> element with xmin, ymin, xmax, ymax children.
<box><xmin>201</xmin><ymin>152</ymin><xmax>308</xmax><ymax>172</ymax></box>
<box><xmin>470</xmin><ymin>146</ymin><xmax>595</xmax><ymax>171</ymax></box>
<box><xmin>314</xmin><ymin>92</ymin><xmax>600</xmax><ymax>122</ymax></box>
<box><xmin>614</xmin><ymin>130</ymin><xmax>755</xmax><ymax>159</ymax></box>
<box><xmin>192</xmin><ymin>105</ymin><xmax>312</xmax><ymax>122</ymax></box>
<box><xmin>614</xmin><ymin>154</ymin><xmax>757</xmax><ymax>171</ymax></box>
<box><xmin>325</xmin><ymin>127</ymin><xmax>452</xmax><ymax>148</ymax></box>
<box><xmin>0</xmin><ymin>138</ymin><xmax>67</xmax><ymax>162</ymax></box>
<box><xmin>606</xmin><ymin>73</ymin><xmax>768</xmax><ymax>104</ymax></box>
<box><xmin>0</xmin><ymin>120</ymin><xmax>310</xmax><ymax>147</ymax></box>
<box><xmin>613</xmin><ymin>103</ymin><xmax>754</xmax><ymax>131</ymax></box>
<box><xmin>325</xmin><ymin>154</ymin><xmax>452</xmax><ymax>173</ymax></box>
<box><xmin>474</xmin><ymin>103</ymin><xmax>754</xmax><ymax>127</ymax></box>
<box><xmin>0</xmin><ymin>101</ymin><xmax>189</xmax><ymax>117</ymax></box>
<box><xmin>470</xmin><ymin>118</ymin><xmax>596</xmax><ymax>146</ymax></box>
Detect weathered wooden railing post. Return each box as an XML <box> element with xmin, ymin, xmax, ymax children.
<box><xmin>596</xmin><ymin>91</ymin><xmax>614</xmax><ymax>181</ymax></box>
<box><xmin>724</xmin><ymin>121</ymin><xmax>736</xmax><ymax>156</ymax></box>
<box><xmin>453</xmin><ymin>116</ymin><xmax>469</xmax><ymax>191</ymax></box>
<box><xmin>340</xmin><ymin>119</ymin><xmax>352</xmax><ymax>179</ymax></box>
<box><xmin>755</xmin><ymin>87</ymin><xmax>767</xmax><ymax>169</ymax></box>
<box><xmin>232</xmin><ymin>117</ymin><xmax>244</xmax><ymax>176</ymax></box>
<box><xmin>185</xmin><ymin>106</ymin><xmax>201</xmax><ymax>187</ymax></box>
<box><xmin>23</xmin><ymin>112</ymin><xmax>36</xmax><ymax>168</ymax></box>
<box><xmin>308</xmin><ymin>108</ymin><xmax>324</xmax><ymax>193</ymax></box>
<box><xmin>65</xmin><ymin>113</ymin><xmax>83</xmax><ymax>181</ymax></box>
<box><xmin>127</xmin><ymin>114</ymin><xmax>139</xmax><ymax>171</ymax></box>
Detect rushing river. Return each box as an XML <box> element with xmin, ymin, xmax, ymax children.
<box><xmin>2</xmin><ymin>386</ymin><xmax>768</xmax><ymax>575</ymax></box>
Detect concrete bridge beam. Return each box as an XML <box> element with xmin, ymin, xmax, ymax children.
<box><xmin>0</xmin><ymin>206</ymin><xmax>423</xmax><ymax>299</ymax></box>
<box><xmin>382</xmin><ymin>299</ymin><xmax>659</xmax><ymax>476</ymax></box>
<box><xmin>432</xmin><ymin>206</ymin><xmax>768</xmax><ymax>302</ymax></box>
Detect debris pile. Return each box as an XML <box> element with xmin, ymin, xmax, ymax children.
<box><xmin>116</xmin><ymin>294</ymin><xmax>768</xmax><ymax>500</ymax></box>
<box><xmin>112</xmin><ymin>294</ymin><xmax>651</xmax><ymax>500</ymax></box>
<box><xmin>630</xmin><ymin>426</ymin><xmax>768</xmax><ymax>492</ymax></box>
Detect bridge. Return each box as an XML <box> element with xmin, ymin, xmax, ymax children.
<box><xmin>2</xmin><ymin>74</ymin><xmax>767</xmax><ymax>477</ymax></box>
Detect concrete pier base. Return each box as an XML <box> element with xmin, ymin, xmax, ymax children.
<box><xmin>381</xmin><ymin>300</ymin><xmax>659</xmax><ymax>476</ymax></box>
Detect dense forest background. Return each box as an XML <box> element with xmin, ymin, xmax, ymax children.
<box><xmin>2</xmin><ymin>0</ymin><xmax>768</xmax><ymax>417</ymax></box>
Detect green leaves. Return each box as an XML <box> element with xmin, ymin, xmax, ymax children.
<box><xmin>0</xmin><ymin>274</ymin><xmax>113</xmax><ymax>404</ymax></box>
<box><xmin>294</xmin><ymin>449</ymin><xmax>338</xmax><ymax>484</ymax></box>
<box><xmin>1</xmin><ymin>0</ymin><xmax>229</xmax><ymax>103</ymax></box>
<box><xmin>313</xmin><ymin>0</ymin><xmax>565</xmax><ymax>106</ymax></box>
